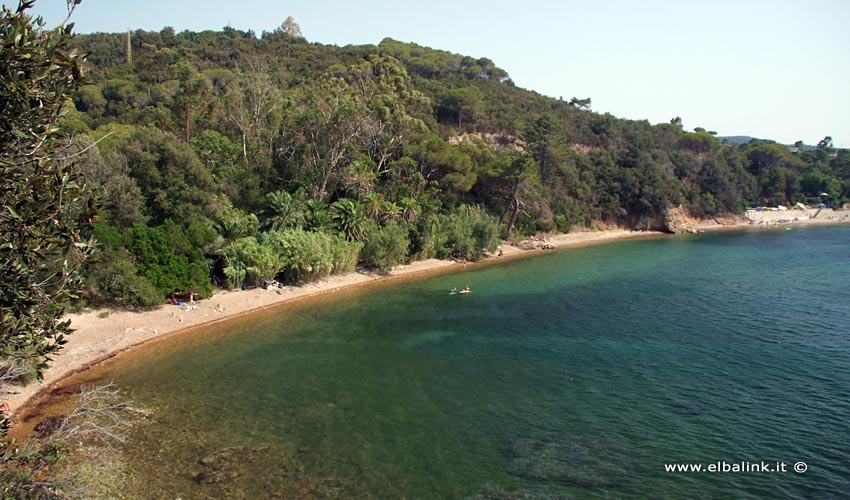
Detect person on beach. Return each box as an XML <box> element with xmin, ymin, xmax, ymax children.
<box><xmin>215</xmin><ymin>303</ymin><xmax>225</xmax><ymax>313</ymax></box>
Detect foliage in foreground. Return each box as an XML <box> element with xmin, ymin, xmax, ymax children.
<box><xmin>1</xmin><ymin>0</ymin><xmax>91</xmax><ymax>415</ymax></box>
<box><xmin>0</xmin><ymin>2</ymin><xmax>108</xmax><ymax>497</ymax></box>
<box><xmin>1</xmin><ymin>383</ymin><xmax>133</xmax><ymax>500</ymax></box>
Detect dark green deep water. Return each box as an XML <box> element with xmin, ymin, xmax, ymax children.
<box><xmin>86</xmin><ymin>226</ymin><xmax>850</xmax><ymax>499</ymax></box>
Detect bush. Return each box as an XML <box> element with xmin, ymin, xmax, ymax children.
<box><xmin>512</xmin><ymin>213</ymin><xmax>538</xmax><ymax>238</ymax></box>
<box><xmin>86</xmin><ymin>253</ymin><xmax>163</xmax><ymax>308</ymax></box>
<box><xmin>440</xmin><ymin>205</ymin><xmax>499</xmax><ymax>260</ymax></box>
<box><xmin>472</xmin><ymin>209</ymin><xmax>501</xmax><ymax>253</ymax></box>
<box><xmin>262</xmin><ymin>229</ymin><xmax>333</xmax><ymax>284</ymax></box>
<box><xmin>329</xmin><ymin>234</ymin><xmax>362</xmax><ymax>275</ymax></box>
<box><xmin>225</xmin><ymin>237</ymin><xmax>286</xmax><ymax>288</ymax></box>
<box><xmin>84</xmin><ymin>221</ymin><xmax>190</xmax><ymax>307</ymax></box>
<box><xmin>129</xmin><ymin>221</ymin><xmax>213</xmax><ymax>298</ymax></box>
<box><xmin>554</xmin><ymin>215</ymin><xmax>573</xmax><ymax>233</ymax></box>
<box><xmin>224</xmin><ymin>229</ymin><xmax>364</xmax><ymax>287</ymax></box>
<box><xmin>223</xmin><ymin>260</ymin><xmax>246</xmax><ymax>289</ymax></box>
<box><xmin>361</xmin><ymin>221</ymin><xmax>410</xmax><ymax>270</ymax></box>
<box><xmin>410</xmin><ymin>214</ymin><xmax>448</xmax><ymax>260</ymax></box>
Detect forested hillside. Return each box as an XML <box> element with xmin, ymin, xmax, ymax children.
<box><xmin>59</xmin><ymin>21</ymin><xmax>850</xmax><ymax>307</ymax></box>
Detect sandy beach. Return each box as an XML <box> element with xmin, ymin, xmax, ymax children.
<box><xmin>6</xmin><ymin>216</ymin><xmax>849</xmax><ymax>420</ymax></box>
<box><xmin>5</xmin><ymin>229</ymin><xmax>660</xmax><ymax>419</ymax></box>
<box><xmin>5</xmin><ymin>258</ymin><xmax>456</xmax><ymax>419</ymax></box>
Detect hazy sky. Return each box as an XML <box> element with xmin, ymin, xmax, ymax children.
<box><xmin>20</xmin><ymin>0</ymin><xmax>850</xmax><ymax>147</ymax></box>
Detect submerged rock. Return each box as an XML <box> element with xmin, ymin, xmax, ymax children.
<box><xmin>193</xmin><ymin>445</ymin><xmax>272</xmax><ymax>484</ymax></box>
<box><xmin>192</xmin><ymin>467</ymin><xmax>241</xmax><ymax>484</ymax></box>
<box><xmin>33</xmin><ymin>414</ymin><xmax>66</xmax><ymax>438</ymax></box>
<box><xmin>189</xmin><ymin>444</ymin><xmax>368</xmax><ymax>498</ymax></box>
<box><xmin>669</xmin><ymin>401</ymin><xmax>703</xmax><ymax>415</ymax></box>
<box><xmin>466</xmin><ymin>485</ymin><xmax>572</xmax><ymax>500</ymax></box>
<box><xmin>506</xmin><ymin>434</ymin><xmax>628</xmax><ymax>488</ymax></box>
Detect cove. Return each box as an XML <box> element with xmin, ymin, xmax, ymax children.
<box><xmin>52</xmin><ymin>226</ymin><xmax>850</xmax><ymax>498</ymax></box>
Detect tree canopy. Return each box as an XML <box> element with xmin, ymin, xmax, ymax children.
<box><xmin>6</xmin><ymin>9</ymin><xmax>847</xmax><ymax>315</ymax></box>
<box><xmin>1</xmin><ymin>0</ymin><xmax>91</xmax><ymax>382</ymax></box>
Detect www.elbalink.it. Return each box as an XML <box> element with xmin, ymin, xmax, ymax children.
<box><xmin>664</xmin><ymin>461</ymin><xmax>808</xmax><ymax>474</ymax></box>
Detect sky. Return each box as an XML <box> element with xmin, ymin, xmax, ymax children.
<box><xmin>17</xmin><ymin>0</ymin><xmax>850</xmax><ymax>147</ymax></box>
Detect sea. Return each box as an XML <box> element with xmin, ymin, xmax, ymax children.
<box><xmin>68</xmin><ymin>225</ymin><xmax>850</xmax><ymax>499</ymax></box>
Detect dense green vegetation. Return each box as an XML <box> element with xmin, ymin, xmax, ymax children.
<box><xmin>1</xmin><ymin>0</ymin><xmax>91</xmax><ymax>387</ymax></box>
<box><xmin>2</xmin><ymin>4</ymin><xmax>848</xmax><ymax>495</ymax></box>
<box><xmin>1</xmin><ymin>3</ymin><xmax>105</xmax><ymax>498</ymax></box>
<box><xmin>35</xmin><ymin>17</ymin><xmax>850</xmax><ymax>308</ymax></box>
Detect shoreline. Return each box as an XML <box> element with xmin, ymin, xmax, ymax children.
<box><xmin>6</xmin><ymin>217</ymin><xmax>850</xmax><ymax>422</ymax></box>
<box><xmin>6</xmin><ymin>228</ymin><xmax>657</xmax><ymax>421</ymax></box>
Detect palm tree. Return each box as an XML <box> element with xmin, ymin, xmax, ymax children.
<box><xmin>399</xmin><ymin>197</ymin><xmax>420</xmax><ymax>222</ymax></box>
<box><xmin>379</xmin><ymin>200</ymin><xmax>400</xmax><ymax>223</ymax></box>
<box><xmin>261</xmin><ymin>190</ymin><xmax>304</xmax><ymax>230</ymax></box>
<box><xmin>363</xmin><ymin>192</ymin><xmax>383</xmax><ymax>220</ymax></box>
<box><xmin>305</xmin><ymin>199</ymin><xmax>333</xmax><ymax>231</ymax></box>
<box><xmin>215</xmin><ymin>209</ymin><xmax>258</xmax><ymax>246</ymax></box>
<box><xmin>344</xmin><ymin>158</ymin><xmax>377</xmax><ymax>201</ymax></box>
<box><xmin>330</xmin><ymin>198</ymin><xmax>368</xmax><ymax>241</ymax></box>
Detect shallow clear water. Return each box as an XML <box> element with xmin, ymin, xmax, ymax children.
<box><xmin>80</xmin><ymin>226</ymin><xmax>850</xmax><ymax>499</ymax></box>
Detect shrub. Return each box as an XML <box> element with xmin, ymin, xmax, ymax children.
<box><xmin>223</xmin><ymin>260</ymin><xmax>246</xmax><ymax>289</ymax></box>
<box><xmin>329</xmin><ymin>234</ymin><xmax>362</xmax><ymax>275</ymax></box>
<box><xmin>225</xmin><ymin>237</ymin><xmax>286</xmax><ymax>288</ymax></box>
<box><xmin>440</xmin><ymin>205</ymin><xmax>499</xmax><ymax>260</ymax></box>
<box><xmin>263</xmin><ymin>229</ymin><xmax>332</xmax><ymax>284</ymax></box>
<box><xmin>361</xmin><ymin>221</ymin><xmax>410</xmax><ymax>270</ymax></box>
<box><xmin>409</xmin><ymin>214</ymin><xmax>448</xmax><ymax>260</ymax></box>
<box><xmin>128</xmin><ymin>221</ymin><xmax>213</xmax><ymax>298</ymax></box>
<box><xmin>85</xmin><ymin>221</ymin><xmax>187</xmax><ymax>307</ymax></box>
<box><xmin>86</xmin><ymin>253</ymin><xmax>163</xmax><ymax>308</ymax></box>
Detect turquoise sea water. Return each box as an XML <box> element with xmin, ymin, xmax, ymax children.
<box><xmin>81</xmin><ymin>226</ymin><xmax>850</xmax><ymax>499</ymax></box>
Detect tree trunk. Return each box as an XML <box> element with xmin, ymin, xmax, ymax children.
<box><xmin>183</xmin><ymin>104</ymin><xmax>191</xmax><ymax>142</ymax></box>
<box><xmin>504</xmin><ymin>178</ymin><xmax>522</xmax><ymax>238</ymax></box>
<box><xmin>241</xmin><ymin>132</ymin><xmax>248</xmax><ymax>164</ymax></box>
<box><xmin>126</xmin><ymin>30</ymin><xmax>132</xmax><ymax>65</ymax></box>
<box><xmin>505</xmin><ymin>198</ymin><xmax>520</xmax><ymax>239</ymax></box>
